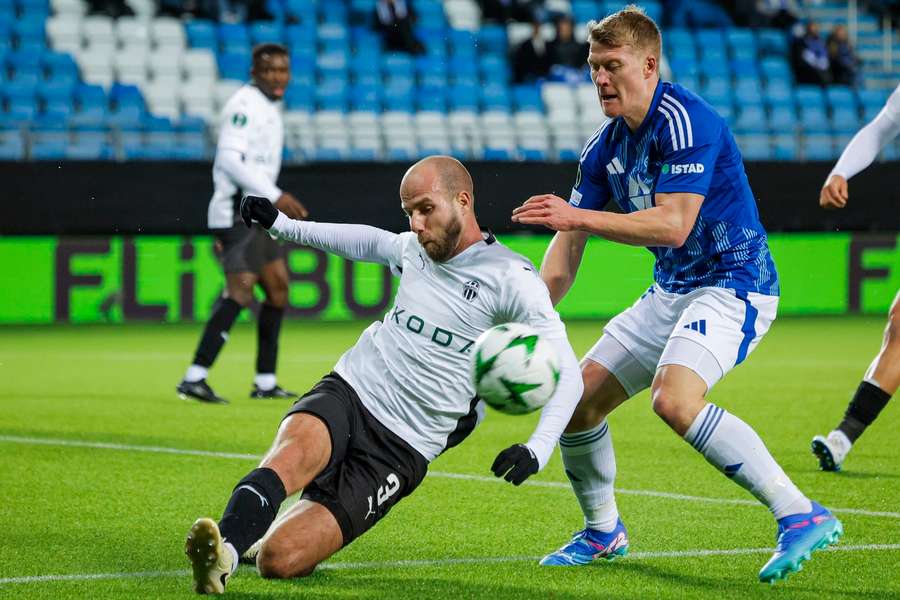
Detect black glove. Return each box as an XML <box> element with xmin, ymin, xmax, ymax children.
<box><xmin>491</xmin><ymin>444</ymin><xmax>539</xmax><ymax>486</ymax></box>
<box><xmin>239</xmin><ymin>195</ymin><xmax>279</xmax><ymax>229</ymax></box>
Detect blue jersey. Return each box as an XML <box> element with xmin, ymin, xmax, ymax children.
<box><xmin>571</xmin><ymin>80</ymin><xmax>779</xmax><ymax>296</ymax></box>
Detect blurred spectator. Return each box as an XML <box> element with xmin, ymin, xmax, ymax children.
<box><xmin>827</xmin><ymin>25</ymin><xmax>860</xmax><ymax>87</ymax></box>
<box><xmin>668</xmin><ymin>0</ymin><xmax>732</xmax><ymax>28</ymax></box>
<box><xmin>755</xmin><ymin>0</ymin><xmax>801</xmax><ymax>29</ymax></box>
<box><xmin>479</xmin><ymin>0</ymin><xmax>544</xmax><ymax>23</ymax></box>
<box><xmin>158</xmin><ymin>0</ymin><xmax>271</xmax><ymax>22</ymax></box>
<box><xmin>375</xmin><ymin>0</ymin><xmax>425</xmax><ymax>55</ymax></box>
<box><xmin>547</xmin><ymin>16</ymin><xmax>589</xmax><ymax>83</ymax></box>
<box><xmin>731</xmin><ymin>0</ymin><xmax>800</xmax><ymax>28</ymax></box>
<box><xmin>791</xmin><ymin>21</ymin><xmax>831</xmax><ymax>86</ymax></box>
<box><xmin>87</xmin><ymin>0</ymin><xmax>133</xmax><ymax>17</ymax></box>
<box><xmin>512</xmin><ymin>21</ymin><xmax>553</xmax><ymax>83</ymax></box>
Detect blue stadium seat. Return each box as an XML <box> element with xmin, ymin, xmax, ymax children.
<box><xmin>0</xmin><ymin>135</ymin><xmax>24</xmax><ymax>159</ymax></box>
<box><xmin>668</xmin><ymin>43</ymin><xmax>697</xmax><ymax>63</ymax></box>
<box><xmin>830</xmin><ymin>107</ymin><xmax>861</xmax><ymax>134</ymax></box>
<box><xmin>772</xmin><ymin>134</ymin><xmax>798</xmax><ymax>160</ymax></box>
<box><xmin>284</xmin><ymin>0</ymin><xmax>316</xmax><ymax>23</ymax></box>
<box><xmin>795</xmin><ymin>85</ymin><xmax>826</xmax><ymax>110</ymax></box>
<box><xmin>478</xmin><ymin>25</ymin><xmax>507</xmax><ymax>55</ymax></box>
<box><xmin>699</xmin><ymin>57</ymin><xmax>729</xmax><ymax>79</ymax></box>
<box><xmin>289</xmin><ymin>47</ymin><xmax>316</xmax><ymax>75</ymax></box>
<box><xmin>738</xmin><ymin>136</ymin><xmax>772</xmax><ymax>160</ymax></box>
<box><xmin>217</xmin><ymin>23</ymin><xmax>250</xmax><ymax>54</ymax></box>
<box><xmin>65</xmin><ymin>140</ymin><xmax>111</xmax><ymax>160</ymax></box>
<box><xmin>733</xmin><ymin>77</ymin><xmax>761</xmax><ymax>101</ymax></box>
<box><xmin>218</xmin><ymin>53</ymin><xmax>251</xmax><ymax>81</ymax></box>
<box><xmin>250</xmin><ymin>22</ymin><xmax>284</xmax><ymax>45</ymax></box>
<box><xmin>483</xmin><ymin>147</ymin><xmax>513</xmax><ymax>161</ymax></box>
<box><xmin>768</xmin><ymin>105</ymin><xmax>797</xmax><ymax>132</ymax></box>
<box><xmin>700</xmin><ymin>77</ymin><xmax>732</xmax><ymax>105</ymax></box>
<box><xmin>512</xmin><ymin>85</ymin><xmax>543</xmax><ymax>112</ymax></box>
<box><xmin>799</xmin><ymin>105</ymin><xmax>829</xmax><ymax>134</ymax></box>
<box><xmin>317</xmin><ymin>51</ymin><xmax>348</xmax><ymax>79</ymax></box>
<box><xmin>318</xmin><ymin>23</ymin><xmax>348</xmax><ymax>45</ymax></box>
<box><xmin>862</xmin><ymin>104</ymin><xmax>882</xmax><ymax>122</ymax></box>
<box><xmin>763</xmin><ymin>83</ymin><xmax>793</xmax><ymax>109</ymax></box>
<box><xmin>42</xmin><ymin>52</ymin><xmax>78</xmax><ymax>78</ymax></box>
<box><xmin>711</xmin><ymin>102</ymin><xmax>734</xmax><ymax>124</ymax></box>
<box><xmin>572</xmin><ymin>1</ymin><xmax>600</xmax><ymax>24</ymax></box>
<box><xmin>825</xmin><ymin>85</ymin><xmax>857</xmax><ymax>110</ymax></box>
<box><xmin>382</xmin><ymin>52</ymin><xmax>414</xmax><ymax>79</ymax></box>
<box><xmin>7</xmin><ymin>50</ymin><xmax>42</xmax><ymax>74</ymax></box>
<box><xmin>760</xmin><ymin>58</ymin><xmax>791</xmax><ymax>82</ymax></box>
<box><xmin>383</xmin><ymin>85</ymin><xmax>413</xmax><ymax>112</ymax></box>
<box><xmin>110</xmin><ymin>83</ymin><xmax>145</xmax><ymax>112</ymax></box>
<box><xmin>448</xmin><ymin>29</ymin><xmax>477</xmax><ymax>58</ymax></box>
<box><xmin>696</xmin><ymin>29</ymin><xmax>725</xmax><ymax>51</ymax></box>
<box><xmin>448</xmin><ymin>56</ymin><xmax>478</xmax><ymax>83</ymax></box>
<box><xmin>734</xmin><ymin>105</ymin><xmax>767</xmax><ymax>135</ymax></box>
<box><xmin>480</xmin><ymin>54</ymin><xmax>509</xmax><ymax>84</ymax></box>
<box><xmin>417</xmin><ymin>86</ymin><xmax>447</xmax><ymax>112</ymax></box>
<box><xmin>726</xmin><ymin>29</ymin><xmax>756</xmax><ymax>54</ymax></box>
<box><xmin>729</xmin><ymin>58</ymin><xmax>758</xmax><ymax>79</ymax></box>
<box><xmin>757</xmin><ymin>28</ymin><xmax>788</xmax><ymax>56</ymax></box>
<box><xmin>480</xmin><ymin>83</ymin><xmax>510</xmax><ymax>111</ymax></box>
<box><xmin>856</xmin><ymin>88</ymin><xmax>887</xmax><ymax>110</ymax></box>
<box><xmin>31</xmin><ymin>139</ymin><xmax>66</xmax><ymax>159</ymax></box>
<box><xmin>801</xmin><ymin>135</ymin><xmax>835</xmax><ymax>160</ymax></box>
<box><xmin>699</xmin><ymin>45</ymin><xmax>726</xmax><ymax>62</ymax></box>
<box><xmin>316</xmin><ymin>79</ymin><xmax>349</xmax><ymax>111</ymax></box>
<box><xmin>673</xmin><ymin>74</ymin><xmax>699</xmax><ymax>92</ymax></box>
<box><xmin>285</xmin><ymin>23</ymin><xmax>316</xmax><ymax>47</ymax></box>
<box><xmin>448</xmin><ymin>84</ymin><xmax>479</xmax><ymax>111</ymax></box>
<box><xmin>671</xmin><ymin>56</ymin><xmax>699</xmax><ymax>79</ymax></box>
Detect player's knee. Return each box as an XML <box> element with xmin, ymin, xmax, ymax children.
<box><xmin>265</xmin><ymin>285</ymin><xmax>289</xmax><ymax>308</ymax></box>
<box><xmin>225</xmin><ymin>287</ymin><xmax>255</xmax><ymax>307</ymax></box>
<box><xmin>650</xmin><ymin>385</ymin><xmax>679</xmax><ymax>423</ymax></box>
<box><xmin>257</xmin><ymin>539</ymin><xmax>317</xmax><ymax>579</ymax></box>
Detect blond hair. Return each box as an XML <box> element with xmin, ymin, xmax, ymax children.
<box><xmin>586</xmin><ymin>4</ymin><xmax>662</xmax><ymax>59</ymax></box>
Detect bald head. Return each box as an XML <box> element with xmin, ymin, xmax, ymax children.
<box><xmin>400</xmin><ymin>155</ymin><xmax>474</xmax><ymax>205</ymax></box>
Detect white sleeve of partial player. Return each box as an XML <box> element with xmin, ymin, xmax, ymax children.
<box><xmin>217</xmin><ymin>148</ymin><xmax>282</xmax><ymax>202</ymax></box>
<box><xmin>525</xmin><ymin>336</ymin><xmax>583</xmax><ymax>470</ymax></box>
<box><xmin>502</xmin><ymin>265</ymin><xmax>583</xmax><ymax>470</ymax></box>
<box><xmin>269</xmin><ymin>212</ymin><xmax>401</xmax><ymax>266</ymax></box>
<box><xmin>830</xmin><ymin>88</ymin><xmax>900</xmax><ymax>180</ymax></box>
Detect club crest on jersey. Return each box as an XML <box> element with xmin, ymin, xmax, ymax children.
<box><xmin>232</xmin><ymin>112</ymin><xmax>248</xmax><ymax>127</ymax></box>
<box><xmin>462</xmin><ymin>280</ymin><xmax>480</xmax><ymax>302</ymax></box>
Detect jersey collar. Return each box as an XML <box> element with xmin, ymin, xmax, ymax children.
<box><xmin>632</xmin><ymin>79</ymin><xmax>666</xmax><ymax>139</ymax></box>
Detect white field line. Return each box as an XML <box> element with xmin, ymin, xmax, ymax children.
<box><xmin>1</xmin><ymin>434</ymin><xmax>899</xmax><ymax>521</ymax></box>
<box><xmin>1</xmin><ymin>544</ymin><xmax>899</xmax><ymax>586</ymax></box>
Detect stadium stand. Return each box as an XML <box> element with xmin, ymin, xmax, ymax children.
<box><xmin>1</xmin><ymin>0</ymin><xmax>898</xmax><ymax>161</ymax></box>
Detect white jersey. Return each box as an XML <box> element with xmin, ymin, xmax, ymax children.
<box><xmin>208</xmin><ymin>85</ymin><xmax>284</xmax><ymax>229</ymax></box>
<box><xmin>269</xmin><ymin>214</ymin><xmax>583</xmax><ymax>468</ymax></box>
<box><xmin>831</xmin><ymin>83</ymin><xmax>900</xmax><ymax>181</ymax></box>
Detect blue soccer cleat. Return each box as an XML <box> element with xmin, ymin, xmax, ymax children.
<box><xmin>539</xmin><ymin>519</ymin><xmax>629</xmax><ymax>566</ymax></box>
<box><xmin>758</xmin><ymin>501</ymin><xmax>843</xmax><ymax>584</ymax></box>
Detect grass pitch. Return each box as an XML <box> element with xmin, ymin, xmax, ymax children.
<box><xmin>1</xmin><ymin>316</ymin><xmax>898</xmax><ymax>599</ymax></box>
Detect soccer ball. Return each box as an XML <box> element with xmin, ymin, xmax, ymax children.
<box><xmin>471</xmin><ymin>322</ymin><xmax>560</xmax><ymax>415</ymax></box>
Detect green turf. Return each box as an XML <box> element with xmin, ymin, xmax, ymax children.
<box><xmin>1</xmin><ymin>317</ymin><xmax>898</xmax><ymax>599</ymax></box>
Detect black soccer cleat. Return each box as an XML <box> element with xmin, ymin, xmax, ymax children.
<box><xmin>177</xmin><ymin>379</ymin><xmax>229</xmax><ymax>404</ymax></box>
<box><xmin>250</xmin><ymin>384</ymin><xmax>297</xmax><ymax>399</ymax></box>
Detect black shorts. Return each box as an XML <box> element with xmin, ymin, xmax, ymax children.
<box><xmin>285</xmin><ymin>373</ymin><xmax>429</xmax><ymax>546</ymax></box>
<box><xmin>214</xmin><ymin>222</ymin><xmax>284</xmax><ymax>274</ymax></box>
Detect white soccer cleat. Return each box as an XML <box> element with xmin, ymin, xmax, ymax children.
<box><xmin>811</xmin><ymin>430</ymin><xmax>852</xmax><ymax>472</ymax></box>
<box><xmin>185</xmin><ymin>518</ymin><xmax>234</xmax><ymax>594</ymax></box>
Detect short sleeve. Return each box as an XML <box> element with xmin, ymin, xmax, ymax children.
<box><xmin>569</xmin><ymin>128</ymin><xmax>611</xmax><ymax>211</ymax></box>
<box><xmin>217</xmin><ymin>99</ymin><xmax>252</xmax><ymax>154</ymax></box>
<box><xmin>655</xmin><ymin>97</ymin><xmax>721</xmax><ymax>197</ymax></box>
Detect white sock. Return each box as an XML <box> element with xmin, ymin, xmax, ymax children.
<box><xmin>254</xmin><ymin>373</ymin><xmax>276</xmax><ymax>390</ymax></box>
<box><xmin>223</xmin><ymin>542</ymin><xmax>239</xmax><ymax>575</ymax></box>
<box><xmin>559</xmin><ymin>420</ymin><xmax>619</xmax><ymax>532</ymax></box>
<box><xmin>184</xmin><ymin>365</ymin><xmax>208</xmax><ymax>383</ymax></box>
<box><xmin>684</xmin><ymin>403</ymin><xmax>812</xmax><ymax>520</ymax></box>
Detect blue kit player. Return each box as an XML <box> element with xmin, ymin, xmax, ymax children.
<box><xmin>512</xmin><ymin>6</ymin><xmax>841</xmax><ymax>583</ymax></box>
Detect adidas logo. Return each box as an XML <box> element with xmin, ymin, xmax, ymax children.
<box><xmin>683</xmin><ymin>319</ymin><xmax>707</xmax><ymax>335</ymax></box>
<box><xmin>724</xmin><ymin>463</ymin><xmax>743</xmax><ymax>478</ymax></box>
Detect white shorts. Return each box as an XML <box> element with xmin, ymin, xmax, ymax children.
<box><xmin>585</xmin><ymin>284</ymin><xmax>778</xmax><ymax>396</ymax></box>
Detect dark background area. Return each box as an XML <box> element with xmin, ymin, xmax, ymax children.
<box><xmin>2</xmin><ymin>160</ymin><xmax>898</xmax><ymax>235</ymax></box>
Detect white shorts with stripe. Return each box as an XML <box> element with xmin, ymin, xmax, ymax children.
<box><xmin>585</xmin><ymin>284</ymin><xmax>778</xmax><ymax>396</ymax></box>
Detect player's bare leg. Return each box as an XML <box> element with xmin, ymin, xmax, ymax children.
<box><xmin>814</xmin><ymin>289</ymin><xmax>899</xmax><ymax>471</ymax></box>
<box><xmin>252</xmin><ymin>259</ymin><xmax>295</xmax><ymax>398</ymax></box>
<box><xmin>178</xmin><ymin>271</ymin><xmax>259</xmax><ymax>404</ymax></box>
<box><xmin>256</xmin><ymin>500</ymin><xmax>343</xmax><ymax>578</ymax></box>
<box><xmin>653</xmin><ymin>364</ymin><xmax>841</xmax><ymax>582</ymax></box>
<box><xmin>540</xmin><ymin>359</ymin><xmax>631</xmax><ymax>566</ymax></box>
<box><xmin>186</xmin><ymin>413</ymin><xmax>331</xmax><ymax>593</ymax></box>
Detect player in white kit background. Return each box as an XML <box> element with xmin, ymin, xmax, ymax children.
<box><xmin>511</xmin><ymin>7</ymin><xmax>840</xmax><ymax>583</ymax></box>
<box><xmin>177</xmin><ymin>43</ymin><xmax>309</xmax><ymax>404</ymax></box>
<box><xmin>811</xmin><ymin>83</ymin><xmax>900</xmax><ymax>471</ymax></box>
<box><xmin>183</xmin><ymin>156</ymin><xmax>584</xmax><ymax>594</ymax></box>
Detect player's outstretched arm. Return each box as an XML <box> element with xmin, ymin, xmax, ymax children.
<box><xmin>514</xmin><ymin>192</ymin><xmax>702</xmax><ymax>247</ymax></box>
<box><xmin>540</xmin><ymin>230</ymin><xmax>589</xmax><ymax>306</ymax></box>
<box><xmin>240</xmin><ymin>196</ymin><xmax>400</xmax><ymax>266</ymax></box>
